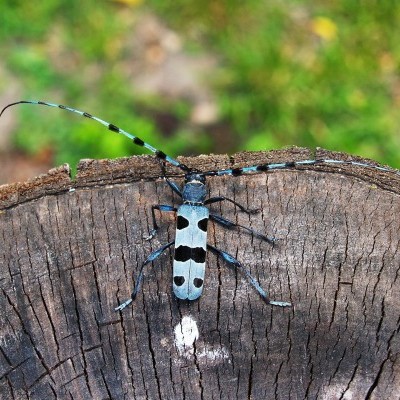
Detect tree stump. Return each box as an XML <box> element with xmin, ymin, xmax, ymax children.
<box><xmin>0</xmin><ymin>148</ymin><xmax>399</xmax><ymax>400</ymax></box>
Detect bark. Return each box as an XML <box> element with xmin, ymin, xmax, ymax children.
<box><xmin>0</xmin><ymin>147</ymin><xmax>399</xmax><ymax>400</ymax></box>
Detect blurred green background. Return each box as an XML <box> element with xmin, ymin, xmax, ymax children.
<box><xmin>1</xmin><ymin>0</ymin><xmax>399</xmax><ymax>183</ymax></box>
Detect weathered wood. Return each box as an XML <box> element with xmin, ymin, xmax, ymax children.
<box><xmin>0</xmin><ymin>148</ymin><xmax>399</xmax><ymax>399</ymax></box>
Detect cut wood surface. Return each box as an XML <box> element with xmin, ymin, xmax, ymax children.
<box><xmin>0</xmin><ymin>147</ymin><xmax>399</xmax><ymax>399</ymax></box>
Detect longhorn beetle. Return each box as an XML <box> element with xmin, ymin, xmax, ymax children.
<box><xmin>1</xmin><ymin>100</ymin><xmax>399</xmax><ymax>311</ymax></box>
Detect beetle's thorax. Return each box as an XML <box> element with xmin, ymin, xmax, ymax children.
<box><xmin>182</xmin><ymin>173</ymin><xmax>207</xmax><ymax>205</ymax></box>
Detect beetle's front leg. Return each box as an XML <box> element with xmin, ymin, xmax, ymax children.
<box><xmin>144</xmin><ymin>204</ymin><xmax>177</xmax><ymax>240</ymax></box>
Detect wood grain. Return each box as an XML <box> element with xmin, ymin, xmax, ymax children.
<box><xmin>0</xmin><ymin>148</ymin><xmax>399</xmax><ymax>399</ymax></box>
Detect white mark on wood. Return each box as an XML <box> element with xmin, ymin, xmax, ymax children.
<box><xmin>197</xmin><ymin>346</ymin><xmax>230</xmax><ymax>362</ymax></box>
<box><xmin>322</xmin><ymin>384</ymin><xmax>355</xmax><ymax>399</ymax></box>
<box><xmin>0</xmin><ymin>331</ymin><xmax>23</xmax><ymax>348</ymax></box>
<box><xmin>174</xmin><ymin>315</ymin><xmax>199</xmax><ymax>355</ymax></box>
<box><xmin>173</xmin><ymin>316</ymin><xmax>230</xmax><ymax>364</ymax></box>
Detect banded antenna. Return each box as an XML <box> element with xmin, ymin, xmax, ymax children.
<box><xmin>0</xmin><ymin>100</ymin><xmax>192</xmax><ymax>174</ymax></box>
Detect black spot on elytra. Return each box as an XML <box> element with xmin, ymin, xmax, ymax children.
<box><xmin>192</xmin><ymin>247</ymin><xmax>206</xmax><ymax>263</ymax></box>
<box><xmin>174</xmin><ymin>276</ymin><xmax>185</xmax><ymax>286</ymax></box>
<box><xmin>177</xmin><ymin>216</ymin><xmax>189</xmax><ymax>230</ymax></box>
<box><xmin>197</xmin><ymin>218</ymin><xmax>208</xmax><ymax>232</ymax></box>
<box><xmin>193</xmin><ymin>278</ymin><xmax>203</xmax><ymax>288</ymax></box>
<box><xmin>175</xmin><ymin>246</ymin><xmax>206</xmax><ymax>263</ymax></box>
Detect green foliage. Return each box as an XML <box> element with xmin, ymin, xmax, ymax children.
<box><xmin>1</xmin><ymin>1</ymin><xmax>399</xmax><ymax>170</ymax></box>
